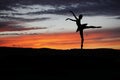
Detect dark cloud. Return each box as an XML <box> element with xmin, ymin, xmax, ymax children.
<box><xmin>0</xmin><ymin>0</ymin><xmax>120</xmax><ymax>16</ymax></box>
<box><xmin>0</xmin><ymin>26</ymin><xmax>47</xmax><ymax>32</ymax></box>
<box><xmin>0</xmin><ymin>21</ymin><xmax>47</xmax><ymax>32</ymax></box>
<box><xmin>0</xmin><ymin>16</ymin><xmax>51</xmax><ymax>22</ymax></box>
<box><xmin>0</xmin><ymin>21</ymin><xmax>19</xmax><ymax>28</ymax></box>
<box><xmin>115</xmin><ymin>16</ymin><xmax>120</xmax><ymax>19</ymax></box>
<box><xmin>27</xmin><ymin>0</ymin><xmax>120</xmax><ymax>16</ymax></box>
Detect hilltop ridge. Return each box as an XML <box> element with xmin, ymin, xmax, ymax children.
<box><xmin>0</xmin><ymin>47</ymin><xmax>120</xmax><ymax>79</ymax></box>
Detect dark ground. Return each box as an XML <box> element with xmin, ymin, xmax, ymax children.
<box><xmin>0</xmin><ymin>47</ymin><xmax>120</xmax><ymax>80</ymax></box>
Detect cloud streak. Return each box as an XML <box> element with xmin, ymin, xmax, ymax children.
<box><xmin>0</xmin><ymin>16</ymin><xmax>51</xmax><ymax>22</ymax></box>
<box><xmin>115</xmin><ymin>16</ymin><xmax>120</xmax><ymax>19</ymax></box>
<box><xmin>0</xmin><ymin>21</ymin><xmax>47</xmax><ymax>32</ymax></box>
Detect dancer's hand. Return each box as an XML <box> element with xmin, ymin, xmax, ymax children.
<box><xmin>96</xmin><ymin>26</ymin><xmax>102</xmax><ymax>28</ymax></box>
<box><xmin>65</xmin><ymin>18</ymin><xmax>69</xmax><ymax>21</ymax></box>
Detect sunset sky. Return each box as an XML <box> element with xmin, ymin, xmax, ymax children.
<box><xmin>0</xmin><ymin>0</ymin><xmax>120</xmax><ymax>49</ymax></box>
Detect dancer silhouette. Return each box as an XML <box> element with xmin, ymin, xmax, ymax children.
<box><xmin>66</xmin><ymin>11</ymin><xmax>102</xmax><ymax>49</ymax></box>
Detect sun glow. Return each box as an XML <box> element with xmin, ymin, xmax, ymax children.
<box><xmin>0</xmin><ymin>32</ymin><xmax>120</xmax><ymax>50</ymax></box>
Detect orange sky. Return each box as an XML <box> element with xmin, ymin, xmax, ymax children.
<box><xmin>0</xmin><ymin>31</ymin><xmax>120</xmax><ymax>50</ymax></box>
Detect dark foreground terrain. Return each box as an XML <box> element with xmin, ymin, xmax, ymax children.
<box><xmin>0</xmin><ymin>47</ymin><xmax>120</xmax><ymax>80</ymax></box>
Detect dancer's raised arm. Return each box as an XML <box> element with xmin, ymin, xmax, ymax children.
<box><xmin>70</xmin><ymin>11</ymin><xmax>78</xmax><ymax>20</ymax></box>
<box><xmin>65</xmin><ymin>18</ymin><xmax>76</xmax><ymax>22</ymax></box>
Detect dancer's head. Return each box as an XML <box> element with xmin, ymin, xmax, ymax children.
<box><xmin>79</xmin><ymin>14</ymin><xmax>83</xmax><ymax>19</ymax></box>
